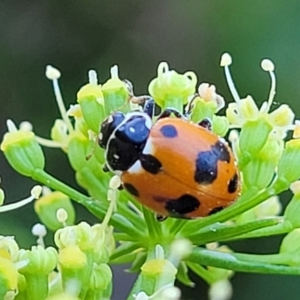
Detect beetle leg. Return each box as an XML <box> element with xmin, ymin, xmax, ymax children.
<box><xmin>157</xmin><ymin>108</ymin><xmax>185</xmax><ymax>120</ymax></box>
<box><xmin>142</xmin><ymin>97</ymin><xmax>156</xmax><ymax>118</ymax></box>
<box><xmin>102</xmin><ymin>164</ymin><xmax>110</xmax><ymax>172</ymax></box>
<box><xmin>198</xmin><ymin>118</ymin><xmax>212</xmax><ymax>131</ymax></box>
<box><xmin>156</xmin><ymin>214</ymin><xmax>168</xmax><ymax>222</ymax></box>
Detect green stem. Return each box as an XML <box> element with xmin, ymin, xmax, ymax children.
<box><xmin>113</xmin><ymin>233</ymin><xmax>139</xmax><ymax>242</ymax></box>
<box><xmin>187</xmin><ymin>218</ymin><xmax>279</xmax><ymax>244</ymax></box>
<box><xmin>188</xmin><ymin>248</ymin><xmax>300</xmax><ymax>275</ymax></box>
<box><xmin>232</xmin><ymin>252</ymin><xmax>294</xmax><ymax>266</ymax></box>
<box><xmin>117</xmin><ymin>200</ymin><xmax>146</xmax><ymax>230</ymax></box>
<box><xmin>225</xmin><ymin>220</ymin><xmax>293</xmax><ymax>241</ymax></box>
<box><xmin>169</xmin><ymin>219</ymin><xmax>188</xmax><ymax>236</ymax></box>
<box><xmin>24</xmin><ymin>274</ymin><xmax>48</xmax><ymax>300</ymax></box>
<box><xmin>181</xmin><ymin>184</ymin><xmax>285</xmax><ymax>234</ymax></box>
<box><xmin>164</xmin><ymin>97</ymin><xmax>184</xmax><ymax>113</ymax></box>
<box><xmin>32</xmin><ymin>169</ymin><xmax>93</xmax><ymax>206</ymax></box>
<box><xmin>110</xmin><ymin>242</ymin><xmax>142</xmax><ymax>262</ymax></box>
<box><xmin>32</xmin><ymin>169</ymin><xmax>144</xmax><ymax>239</ymax></box>
<box><xmin>142</xmin><ymin>206</ymin><xmax>162</xmax><ymax>241</ymax></box>
<box><xmin>186</xmin><ymin>261</ymin><xmax>215</xmax><ymax>285</ymax></box>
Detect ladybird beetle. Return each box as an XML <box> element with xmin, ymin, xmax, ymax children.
<box><xmin>99</xmin><ymin>106</ymin><xmax>240</xmax><ymax>219</ymax></box>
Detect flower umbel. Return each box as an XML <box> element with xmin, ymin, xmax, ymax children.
<box><xmin>1</xmin><ymin>54</ymin><xmax>300</xmax><ymax>300</ymax></box>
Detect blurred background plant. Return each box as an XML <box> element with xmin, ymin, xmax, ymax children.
<box><xmin>1</xmin><ymin>1</ymin><xmax>300</xmax><ymax>299</ymax></box>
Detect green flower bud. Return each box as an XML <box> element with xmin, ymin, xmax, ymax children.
<box><xmin>18</xmin><ymin>246</ymin><xmax>57</xmax><ymax>300</ymax></box>
<box><xmin>89</xmin><ymin>263</ymin><xmax>112</xmax><ymax>292</ymax></box>
<box><xmin>50</xmin><ymin>119</ymin><xmax>69</xmax><ymax>151</ymax></box>
<box><xmin>238</xmin><ymin>118</ymin><xmax>272</xmax><ymax>169</ymax></box>
<box><xmin>148</xmin><ymin>62</ymin><xmax>197</xmax><ymax>111</ymax></box>
<box><xmin>0</xmin><ymin>236</ymin><xmax>19</xmax><ymax>262</ymax></box>
<box><xmin>34</xmin><ymin>191</ymin><xmax>75</xmax><ymax>231</ymax></box>
<box><xmin>58</xmin><ymin>246</ymin><xmax>87</xmax><ymax>270</ymax></box>
<box><xmin>189</xmin><ymin>97</ymin><xmax>217</xmax><ymax>123</ymax></box>
<box><xmin>68</xmin><ymin>104</ymin><xmax>90</xmax><ymax>138</ymax></box>
<box><xmin>58</xmin><ymin>247</ymin><xmax>91</xmax><ymax>299</ymax></box>
<box><xmin>77</xmin><ymin>83</ymin><xmax>105</xmax><ymax>133</ymax></box>
<box><xmin>189</xmin><ymin>83</ymin><xmax>225</xmax><ymax>126</ymax></box>
<box><xmin>236</xmin><ymin>96</ymin><xmax>259</xmax><ymax>122</ymax></box>
<box><xmin>67</xmin><ymin>134</ymin><xmax>109</xmax><ymax>198</ymax></box>
<box><xmin>102</xmin><ymin>66</ymin><xmax>129</xmax><ymax>114</ymax></box>
<box><xmin>55</xmin><ymin>222</ymin><xmax>113</xmax><ymax>300</ymax></box>
<box><xmin>1</xmin><ymin>122</ymin><xmax>45</xmax><ymax>176</ymax></box>
<box><xmin>279</xmin><ymin>229</ymin><xmax>300</xmax><ymax>266</ymax></box>
<box><xmin>268</xmin><ymin>104</ymin><xmax>294</xmax><ymax>129</ymax></box>
<box><xmin>0</xmin><ymin>257</ymin><xmax>18</xmax><ymax>297</ymax></box>
<box><xmin>140</xmin><ymin>259</ymin><xmax>177</xmax><ymax>293</ymax></box>
<box><xmin>55</xmin><ymin>222</ymin><xmax>89</xmax><ymax>250</ymax></box>
<box><xmin>67</xmin><ymin>134</ymin><xmax>91</xmax><ymax>171</ymax></box>
<box><xmin>55</xmin><ymin>222</ymin><xmax>113</xmax><ymax>264</ymax></box>
<box><xmin>212</xmin><ymin>115</ymin><xmax>229</xmax><ymax>137</ymax></box>
<box><xmin>242</xmin><ymin>158</ymin><xmax>275</xmax><ymax>190</ymax></box>
<box><xmin>241</xmin><ymin>137</ymin><xmax>282</xmax><ymax>190</ymax></box>
<box><xmin>277</xmin><ymin>139</ymin><xmax>300</xmax><ymax>185</ymax></box>
<box><xmin>18</xmin><ymin>246</ymin><xmax>57</xmax><ymax>275</ymax></box>
<box><xmin>67</xmin><ymin>134</ymin><xmax>104</xmax><ymax>171</ymax></box>
<box><xmin>284</xmin><ymin>182</ymin><xmax>300</xmax><ymax>228</ymax></box>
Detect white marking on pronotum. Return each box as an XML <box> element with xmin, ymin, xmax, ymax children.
<box><xmin>128</xmin><ymin>160</ymin><xmax>143</xmax><ymax>174</ymax></box>
<box><xmin>142</xmin><ymin>139</ymin><xmax>154</xmax><ymax>155</ymax></box>
<box><xmin>107</xmin><ymin>115</ymin><xmax>113</xmax><ymax>123</ymax></box>
<box><xmin>99</xmin><ymin>132</ymin><xmax>103</xmax><ymax>141</ymax></box>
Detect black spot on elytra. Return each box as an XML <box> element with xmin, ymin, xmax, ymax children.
<box><xmin>228</xmin><ymin>173</ymin><xmax>239</xmax><ymax>193</ymax></box>
<box><xmin>208</xmin><ymin>206</ymin><xmax>224</xmax><ymax>215</ymax></box>
<box><xmin>165</xmin><ymin>194</ymin><xmax>200</xmax><ymax>217</ymax></box>
<box><xmin>194</xmin><ymin>141</ymin><xmax>231</xmax><ymax>184</ymax></box>
<box><xmin>140</xmin><ymin>154</ymin><xmax>162</xmax><ymax>174</ymax></box>
<box><xmin>160</xmin><ymin>124</ymin><xmax>178</xmax><ymax>138</ymax></box>
<box><xmin>212</xmin><ymin>141</ymin><xmax>230</xmax><ymax>163</ymax></box>
<box><xmin>123</xmin><ymin>183</ymin><xmax>139</xmax><ymax>197</ymax></box>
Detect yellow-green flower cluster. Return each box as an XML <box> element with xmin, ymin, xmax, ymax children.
<box><xmin>55</xmin><ymin>221</ymin><xmax>114</xmax><ymax>299</ymax></box>
<box><xmin>0</xmin><ymin>219</ymin><xmax>114</xmax><ymax>300</ymax></box>
<box><xmin>2</xmin><ymin>54</ymin><xmax>300</xmax><ymax>300</ymax></box>
<box><xmin>221</xmin><ymin>54</ymin><xmax>300</xmax><ymax>193</ymax></box>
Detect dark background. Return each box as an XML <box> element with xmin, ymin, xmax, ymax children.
<box><xmin>0</xmin><ymin>1</ymin><xmax>300</xmax><ymax>299</ymax></box>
